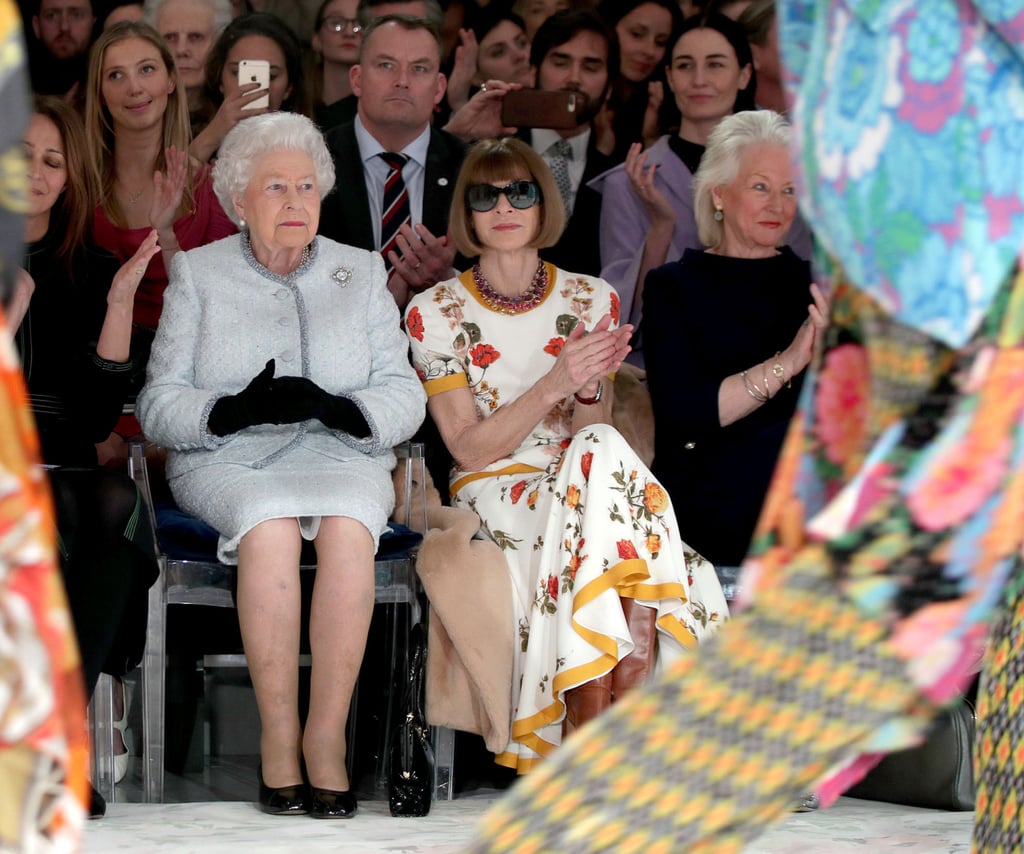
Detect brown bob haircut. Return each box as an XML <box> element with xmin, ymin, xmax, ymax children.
<box><xmin>449</xmin><ymin>137</ymin><xmax>566</xmax><ymax>258</ymax></box>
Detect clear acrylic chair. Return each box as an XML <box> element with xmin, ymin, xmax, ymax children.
<box><xmin>125</xmin><ymin>441</ymin><xmax>454</xmax><ymax>803</ymax></box>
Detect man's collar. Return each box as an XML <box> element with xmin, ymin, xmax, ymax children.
<box><xmin>354</xmin><ymin>115</ymin><xmax>431</xmax><ymax>167</ymax></box>
<box><xmin>532</xmin><ymin>126</ymin><xmax>591</xmax><ymax>160</ymax></box>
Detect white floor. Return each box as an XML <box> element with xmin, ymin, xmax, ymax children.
<box><xmin>83</xmin><ymin>795</ymin><xmax>973</xmax><ymax>853</ymax></box>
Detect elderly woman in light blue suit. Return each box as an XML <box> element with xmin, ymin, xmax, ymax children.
<box><xmin>138</xmin><ymin>112</ymin><xmax>425</xmax><ymax>820</ymax></box>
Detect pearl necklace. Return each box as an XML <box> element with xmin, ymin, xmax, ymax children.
<box><xmin>472</xmin><ymin>260</ymin><xmax>548</xmax><ymax>315</ymax></box>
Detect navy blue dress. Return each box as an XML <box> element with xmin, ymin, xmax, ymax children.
<box><xmin>642</xmin><ymin>246</ymin><xmax>811</xmax><ymax>566</ymax></box>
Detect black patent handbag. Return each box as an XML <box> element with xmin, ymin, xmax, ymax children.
<box><xmin>388</xmin><ymin>623</ymin><xmax>434</xmax><ymax>816</ymax></box>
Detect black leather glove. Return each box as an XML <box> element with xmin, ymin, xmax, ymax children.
<box><xmin>208</xmin><ymin>359</ymin><xmax>282</xmax><ymax>436</ymax></box>
<box><xmin>272</xmin><ymin>374</ymin><xmax>371</xmax><ymax>437</ymax></box>
<box><xmin>317</xmin><ymin>393</ymin><xmax>371</xmax><ymax>437</ymax></box>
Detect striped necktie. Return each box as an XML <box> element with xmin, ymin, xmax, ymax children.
<box><xmin>379</xmin><ymin>151</ymin><xmax>410</xmax><ymax>273</ymax></box>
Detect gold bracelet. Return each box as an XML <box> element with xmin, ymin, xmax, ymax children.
<box><xmin>772</xmin><ymin>351</ymin><xmax>791</xmax><ymax>389</ymax></box>
<box><xmin>761</xmin><ymin>360</ymin><xmax>773</xmax><ymax>399</ymax></box>
<box><xmin>741</xmin><ymin>370</ymin><xmax>769</xmax><ymax>402</ymax></box>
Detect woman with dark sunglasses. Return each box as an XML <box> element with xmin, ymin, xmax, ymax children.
<box><xmin>404</xmin><ymin>137</ymin><xmax>727</xmax><ymax>774</ymax></box>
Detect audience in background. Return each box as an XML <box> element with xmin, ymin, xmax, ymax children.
<box><xmin>738</xmin><ymin>0</ymin><xmax>784</xmax><ymax>113</ymax></box>
<box><xmin>28</xmin><ymin>0</ymin><xmax>97</xmax><ymax>101</ymax></box>
<box><xmin>518</xmin><ymin>9</ymin><xmax>616</xmax><ymax>275</ymax></box>
<box><xmin>309</xmin><ymin>0</ymin><xmax>362</xmax><ymax>130</ymax></box>
<box><xmin>84</xmin><ymin>21</ymin><xmax>235</xmax><ymax>404</ymax></box>
<box><xmin>144</xmin><ymin>0</ymin><xmax>232</xmax><ymax>131</ymax></box>
<box><xmin>102</xmin><ymin>0</ymin><xmax>144</xmax><ymax>27</ymax></box>
<box><xmin>445</xmin><ymin>5</ymin><xmax>531</xmax><ymax>113</ymax></box>
<box><xmin>597</xmin><ymin>0</ymin><xmax>681</xmax><ymax>160</ymax></box>
<box><xmin>588</xmin><ymin>13</ymin><xmax>764</xmax><ymax>349</ymax></box>
<box><xmin>512</xmin><ymin>0</ymin><xmax>568</xmax><ymax>40</ymax></box>
<box><xmin>190</xmin><ymin>12</ymin><xmax>310</xmax><ymax>162</ymax></box>
<box><xmin>319</xmin><ymin>15</ymin><xmax>463</xmax><ymax>309</ymax></box>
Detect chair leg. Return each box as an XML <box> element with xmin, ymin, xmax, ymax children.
<box><xmin>611</xmin><ymin>598</ymin><xmax>659</xmax><ymax>700</ymax></box>
<box><xmin>142</xmin><ymin>558</ymin><xmax>167</xmax><ymax>803</ymax></box>
<box><xmin>562</xmin><ymin>671</ymin><xmax>613</xmax><ymax>738</ymax></box>
<box><xmin>90</xmin><ymin>674</ymin><xmax>116</xmax><ymax>803</ymax></box>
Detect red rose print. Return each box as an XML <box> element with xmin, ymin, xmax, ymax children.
<box><xmin>510</xmin><ymin>480</ymin><xmax>527</xmax><ymax>504</ymax></box>
<box><xmin>609</xmin><ymin>291</ymin><xmax>620</xmax><ymax>325</ymax></box>
<box><xmin>406</xmin><ymin>306</ymin><xmax>425</xmax><ymax>342</ymax></box>
<box><xmin>544</xmin><ymin>337</ymin><xmax>565</xmax><ymax>357</ymax></box>
<box><xmin>470</xmin><ymin>343</ymin><xmax>501</xmax><ymax>367</ymax></box>
<box><xmin>547</xmin><ymin>574</ymin><xmax>559</xmax><ymax>601</ymax></box>
<box><xmin>616</xmin><ymin>540</ymin><xmax>639</xmax><ymax>560</ymax></box>
<box><xmin>580</xmin><ymin>451</ymin><xmax>593</xmax><ymax>482</ymax></box>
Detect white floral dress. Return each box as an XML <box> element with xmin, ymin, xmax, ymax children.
<box><xmin>406</xmin><ymin>264</ymin><xmax>728</xmax><ymax>771</ymax></box>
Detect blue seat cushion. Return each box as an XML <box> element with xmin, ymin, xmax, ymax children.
<box><xmin>154</xmin><ymin>499</ymin><xmax>422</xmax><ymax>563</ymax></box>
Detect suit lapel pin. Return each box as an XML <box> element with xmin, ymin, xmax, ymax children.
<box><xmin>438</xmin><ymin>177</ymin><xmax>449</xmax><ymax>187</ymax></box>
<box><xmin>332</xmin><ymin>267</ymin><xmax>352</xmax><ymax>286</ymax></box>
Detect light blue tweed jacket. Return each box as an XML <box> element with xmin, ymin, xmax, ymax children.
<box><xmin>137</xmin><ymin>234</ymin><xmax>425</xmax><ymax>479</ymax></box>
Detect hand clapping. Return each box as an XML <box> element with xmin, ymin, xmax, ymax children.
<box><xmin>548</xmin><ymin>313</ymin><xmax>632</xmax><ymax>400</ymax></box>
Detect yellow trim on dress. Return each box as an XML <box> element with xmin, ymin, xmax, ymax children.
<box><xmin>498</xmin><ymin>557</ymin><xmax>695</xmax><ymax>774</ymax></box>
<box><xmin>450</xmin><ymin>463</ymin><xmax>544</xmax><ymax>500</ymax></box>
<box><xmin>423</xmin><ymin>372</ymin><xmax>468</xmax><ymax>397</ymax></box>
<box><xmin>461</xmin><ymin>263</ymin><xmax>558</xmax><ymax>314</ymax></box>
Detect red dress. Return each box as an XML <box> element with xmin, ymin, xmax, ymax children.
<box><xmin>92</xmin><ymin>165</ymin><xmax>237</xmax><ymax>332</ymax></box>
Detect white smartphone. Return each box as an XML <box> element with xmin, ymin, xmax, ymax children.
<box><xmin>238</xmin><ymin>59</ymin><xmax>270</xmax><ymax>110</ymax></box>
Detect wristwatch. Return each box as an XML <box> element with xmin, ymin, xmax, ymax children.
<box><xmin>574</xmin><ymin>381</ymin><xmax>603</xmax><ymax>405</ymax></box>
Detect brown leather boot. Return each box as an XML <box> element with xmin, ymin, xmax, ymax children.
<box><xmin>611</xmin><ymin>598</ymin><xmax>658</xmax><ymax>700</ymax></box>
<box><xmin>562</xmin><ymin>672</ymin><xmax>613</xmax><ymax>738</ymax></box>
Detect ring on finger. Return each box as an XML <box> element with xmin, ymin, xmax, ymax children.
<box><xmin>480</xmin><ymin>83</ymin><xmax>488</xmax><ymax>93</ymax></box>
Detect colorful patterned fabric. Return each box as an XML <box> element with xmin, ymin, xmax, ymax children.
<box><xmin>466</xmin><ymin>262</ymin><xmax>1024</xmax><ymax>854</ymax></box>
<box><xmin>0</xmin><ymin>307</ymin><xmax>88</xmax><ymax>849</ymax></box>
<box><xmin>781</xmin><ymin>0</ymin><xmax>1024</xmax><ymax>350</ymax></box>
<box><xmin>406</xmin><ymin>268</ymin><xmax>727</xmax><ymax>773</ymax></box>
<box><xmin>0</xmin><ymin>3</ymin><xmax>87</xmax><ymax>848</ymax></box>
<box><xmin>464</xmin><ymin>2</ymin><xmax>1024</xmax><ymax>849</ymax></box>
<box><xmin>973</xmin><ymin>571</ymin><xmax>1024</xmax><ymax>851</ymax></box>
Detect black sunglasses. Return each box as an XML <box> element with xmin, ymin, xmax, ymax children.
<box><xmin>466</xmin><ymin>181</ymin><xmax>541</xmax><ymax>212</ymax></box>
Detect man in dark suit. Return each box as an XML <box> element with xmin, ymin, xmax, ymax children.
<box><xmin>520</xmin><ymin>10</ymin><xmax>619</xmax><ymax>276</ymax></box>
<box><xmin>319</xmin><ymin>14</ymin><xmax>465</xmax><ymax>310</ymax></box>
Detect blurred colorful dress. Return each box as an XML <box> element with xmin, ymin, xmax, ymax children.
<box><xmin>465</xmin><ymin>1</ymin><xmax>1024</xmax><ymax>851</ymax></box>
<box><xmin>0</xmin><ymin>3</ymin><xmax>88</xmax><ymax>848</ymax></box>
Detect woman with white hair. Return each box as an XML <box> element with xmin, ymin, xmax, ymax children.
<box><xmin>643</xmin><ymin>110</ymin><xmax>828</xmax><ymax>570</ymax></box>
<box><xmin>138</xmin><ymin>111</ymin><xmax>425</xmax><ymax>819</ymax></box>
<box><xmin>143</xmin><ymin>0</ymin><xmax>233</xmax><ymax>119</ymax></box>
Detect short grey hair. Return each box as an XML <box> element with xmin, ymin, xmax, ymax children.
<box><xmin>213</xmin><ymin>113</ymin><xmax>336</xmax><ymax>226</ymax></box>
<box><xmin>143</xmin><ymin>0</ymin><xmax>233</xmax><ymax>35</ymax></box>
<box><xmin>693</xmin><ymin>109</ymin><xmax>791</xmax><ymax>248</ymax></box>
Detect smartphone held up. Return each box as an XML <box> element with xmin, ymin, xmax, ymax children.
<box><xmin>238</xmin><ymin>59</ymin><xmax>270</xmax><ymax>110</ymax></box>
<box><xmin>500</xmin><ymin>89</ymin><xmax>584</xmax><ymax>130</ymax></box>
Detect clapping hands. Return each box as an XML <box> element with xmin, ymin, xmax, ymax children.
<box><xmin>547</xmin><ymin>314</ymin><xmax>632</xmax><ymax>401</ymax></box>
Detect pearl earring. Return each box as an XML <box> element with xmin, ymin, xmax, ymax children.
<box><xmin>713</xmin><ymin>207</ymin><xmax>724</xmax><ymax>222</ymax></box>
<box><xmin>239</xmin><ymin>218</ymin><xmax>246</xmax><ymax>229</ymax></box>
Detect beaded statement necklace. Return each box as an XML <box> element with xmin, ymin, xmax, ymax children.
<box><xmin>472</xmin><ymin>260</ymin><xmax>548</xmax><ymax>315</ymax></box>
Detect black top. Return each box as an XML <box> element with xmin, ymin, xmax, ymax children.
<box><xmin>667</xmin><ymin>135</ymin><xmax>705</xmax><ymax>175</ymax></box>
<box><xmin>18</xmin><ymin>231</ymin><xmax>133</xmax><ymax>466</ymax></box>
<box><xmin>642</xmin><ymin>246</ymin><xmax>812</xmax><ymax>566</ymax></box>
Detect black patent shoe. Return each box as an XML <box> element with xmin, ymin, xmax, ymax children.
<box><xmin>309</xmin><ymin>786</ymin><xmax>357</xmax><ymax>819</ymax></box>
<box><xmin>89</xmin><ymin>785</ymin><xmax>106</xmax><ymax>819</ymax></box>
<box><xmin>257</xmin><ymin>765</ymin><xmax>309</xmax><ymax>815</ymax></box>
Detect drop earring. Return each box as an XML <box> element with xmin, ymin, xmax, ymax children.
<box><xmin>239</xmin><ymin>218</ymin><xmax>246</xmax><ymax>230</ymax></box>
<box><xmin>713</xmin><ymin>207</ymin><xmax>724</xmax><ymax>222</ymax></box>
